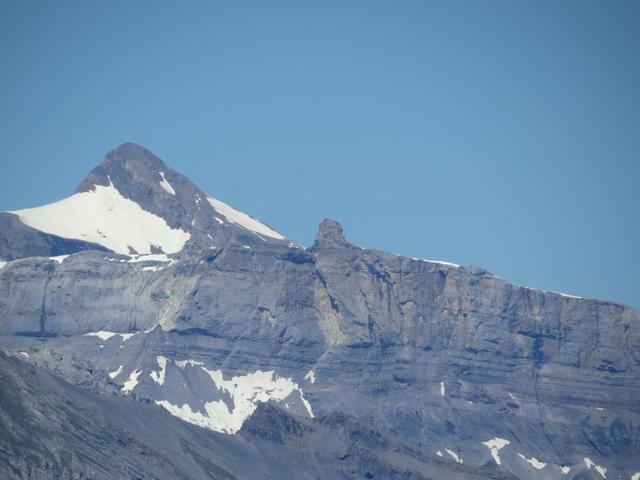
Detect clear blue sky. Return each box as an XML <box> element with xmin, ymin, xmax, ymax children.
<box><xmin>1</xmin><ymin>1</ymin><xmax>638</xmax><ymax>308</ymax></box>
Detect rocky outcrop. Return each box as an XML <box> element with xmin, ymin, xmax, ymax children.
<box><xmin>313</xmin><ymin>218</ymin><xmax>350</xmax><ymax>249</ymax></box>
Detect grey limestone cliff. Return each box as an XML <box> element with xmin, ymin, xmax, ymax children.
<box><xmin>0</xmin><ymin>144</ymin><xmax>638</xmax><ymax>480</ymax></box>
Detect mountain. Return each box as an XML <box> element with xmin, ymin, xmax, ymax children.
<box><xmin>0</xmin><ymin>143</ymin><xmax>292</xmax><ymax>260</ymax></box>
<box><xmin>1</xmin><ymin>143</ymin><xmax>639</xmax><ymax>480</ymax></box>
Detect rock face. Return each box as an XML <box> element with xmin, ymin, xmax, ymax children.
<box><xmin>1</xmin><ymin>144</ymin><xmax>639</xmax><ymax>480</ymax></box>
<box><xmin>0</xmin><ymin>351</ymin><xmax>518</xmax><ymax>480</ymax></box>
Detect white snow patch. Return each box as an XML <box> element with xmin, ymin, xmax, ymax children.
<box><xmin>482</xmin><ymin>437</ymin><xmax>510</xmax><ymax>465</ymax></box>
<box><xmin>508</xmin><ymin>392</ymin><xmax>518</xmax><ymax>401</ymax></box>
<box><xmin>202</xmin><ymin>368</ymin><xmax>314</xmax><ymax>424</ymax></box>
<box><xmin>155</xmin><ymin>368</ymin><xmax>313</xmax><ymax>434</ymax></box>
<box><xmin>436</xmin><ymin>450</ymin><xmax>443</xmax><ymax>457</ymax></box>
<box><xmin>121</xmin><ymin>369</ymin><xmax>142</xmax><ymax>393</ymax></box>
<box><xmin>174</xmin><ymin>359</ymin><xmax>204</xmax><ymax>368</ymax></box>
<box><xmin>0</xmin><ymin>260</ymin><xmax>6</xmax><ymax>269</ymax></box>
<box><xmin>49</xmin><ymin>255</ymin><xmax>69</xmax><ymax>264</ymax></box>
<box><xmin>18</xmin><ymin>351</ymin><xmax>29</xmax><ymax>358</ymax></box>
<box><xmin>11</xmin><ymin>182</ymin><xmax>190</xmax><ymax>255</ymax></box>
<box><xmin>561</xmin><ymin>466</ymin><xmax>571</xmax><ymax>475</ymax></box>
<box><xmin>252</xmin><ymin>231</ymin><xmax>267</xmax><ymax>242</ymax></box>
<box><xmin>517</xmin><ymin>453</ymin><xmax>546</xmax><ymax>470</ymax></box>
<box><xmin>412</xmin><ymin>257</ymin><xmax>460</xmax><ymax>268</ymax></box>
<box><xmin>584</xmin><ymin>458</ymin><xmax>607</xmax><ymax>478</ymax></box>
<box><xmin>125</xmin><ymin>254</ymin><xmax>175</xmax><ymax>272</ymax></box>
<box><xmin>445</xmin><ymin>448</ymin><xmax>462</xmax><ymax>463</ymax></box>
<box><xmin>631</xmin><ymin>472</ymin><xmax>640</xmax><ymax>480</ymax></box>
<box><xmin>142</xmin><ymin>265</ymin><xmax>166</xmax><ymax>272</ymax></box>
<box><xmin>551</xmin><ymin>291</ymin><xmax>583</xmax><ymax>299</ymax></box>
<box><xmin>440</xmin><ymin>382</ymin><xmax>446</xmax><ymax>397</ymax></box>
<box><xmin>108</xmin><ymin>255</ymin><xmax>175</xmax><ymax>266</ymax></box>
<box><xmin>126</xmin><ymin>254</ymin><xmax>172</xmax><ymax>263</ymax></box>
<box><xmin>109</xmin><ymin>365</ymin><xmax>124</xmax><ymax>379</ymax></box>
<box><xmin>85</xmin><ymin>331</ymin><xmax>136</xmax><ymax>342</ymax></box>
<box><xmin>85</xmin><ymin>331</ymin><xmax>119</xmax><ymax>341</ymax></box>
<box><xmin>595</xmin><ymin>407</ymin><xmax>605</xmax><ymax>411</ymax></box>
<box><xmin>105</xmin><ymin>256</ymin><xmax>126</xmax><ymax>263</ymax></box>
<box><xmin>149</xmin><ymin>356</ymin><xmax>168</xmax><ymax>385</ymax></box>
<box><xmin>213</xmin><ymin>216</ymin><xmax>224</xmax><ymax>225</ymax></box>
<box><xmin>242</xmin><ymin>245</ymin><xmax>251</xmax><ymax>249</ymax></box>
<box><xmin>207</xmin><ymin>196</ymin><xmax>285</xmax><ymax>240</ymax></box>
<box><xmin>304</xmin><ymin>369</ymin><xmax>316</xmax><ymax>384</ymax></box>
<box><xmin>158</xmin><ymin>171</ymin><xmax>175</xmax><ymax>196</ymax></box>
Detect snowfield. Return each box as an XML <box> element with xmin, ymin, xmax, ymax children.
<box><xmin>11</xmin><ymin>180</ymin><xmax>190</xmax><ymax>255</ymax></box>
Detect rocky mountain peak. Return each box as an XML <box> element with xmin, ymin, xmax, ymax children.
<box><xmin>314</xmin><ymin>218</ymin><xmax>347</xmax><ymax>249</ymax></box>
<box><xmin>1</xmin><ymin>143</ymin><xmax>291</xmax><ymax>259</ymax></box>
<box><xmin>75</xmin><ymin>142</ymin><xmax>175</xmax><ymax>195</ymax></box>
<box><xmin>106</xmin><ymin>142</ymin><xmax>169</xmax><ymax>174</ymax></box>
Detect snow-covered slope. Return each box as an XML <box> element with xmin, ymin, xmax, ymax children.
<box><xmin>155</xmin><ymin>365</ymin><xmax>313</xmax><ymax>434</ymax></box>
<box><xmin>1</xmin><ymin>143</ymin><xmax>294</xmax><ymax>260</ymax></box>
<box><xmin>207</xmin><ymin>196</ymin><xmax>285</xmax><ymax>241</ymax></box>
<box><xmin>10</xmin><ymin>179</ymin><xmax>190</xmax><ymax>255</ymax></box>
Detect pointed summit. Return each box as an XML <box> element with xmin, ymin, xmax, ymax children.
<box><xmin>78</xmin><ymin>143</ymin><xmax>290</xmax><ymax>248</ymax></box>
<box><xmin>71</xmin><ymin>142</ymin><xmax>203</xmax><ymax>236</ymax></box>
<box><xmin>2</xmin><ymin>143</ymin><xmax>291</xmax><ymax>259</ymax></box>
<box><xmin>105</xmin><ymin>142</ymin><xmax>169</xmax><ymax>174</ymax></box>
<box><xmin>313</xmin><ymin>219</ymin><xmax>348</xmax><ymax>249</ymax></box>
<box><xmin>7</xmin><ymin>143</ymin><xmax>193</xmax><ymax>256</ymax></box>
<box><xmin>75</xmin><ymin>142</ymin><xmax>172</xmax><ymax>195</ymax></box>
<box><xmin>112</xmin><ymin>142</ymin><xmax>159</xmax><ymax>158</ymax></box>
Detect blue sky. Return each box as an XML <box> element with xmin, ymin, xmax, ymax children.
<box><xmin>1</xmin><ymin>1</ymin><xmax>638</xmax><ymax>308</ymax></box>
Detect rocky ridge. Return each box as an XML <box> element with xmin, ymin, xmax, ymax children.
<box><xmin>0</xmin><ymin>144</ymin><xmax>638</xmax><ymax>479</ymax></box>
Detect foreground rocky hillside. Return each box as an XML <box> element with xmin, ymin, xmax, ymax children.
<box><xmin>1</xmin><ymin>144</ymin><xmax>638</xmax><ymax>479</ymax></box>
<box><xmin>4</xmin><ymin>351</ymin><xmax>524</xmax><ymax>480</ymax></box>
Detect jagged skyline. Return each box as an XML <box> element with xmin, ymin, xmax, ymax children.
<box><xmin>1</xmin><ymin>1</ymin><xmax>638</xmax><ymax>309</ymax></box>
